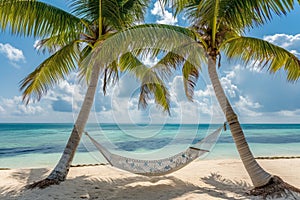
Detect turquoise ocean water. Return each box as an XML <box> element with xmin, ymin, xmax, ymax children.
<box><xmin>0</xmin><ymin>123</ymin><xmax>299</xmax><ymax>168</ymax></box>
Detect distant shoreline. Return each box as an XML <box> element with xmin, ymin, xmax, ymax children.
<box><xmin>1</xmin><ymin>123</ymin><xmax>300</xmax><ymax>125</ymax></box>
<box><xmin>255</xmin><ymin>156</ymin><xmax>300</xmax><ymax>159</ymax></box>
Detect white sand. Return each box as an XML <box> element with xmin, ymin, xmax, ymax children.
<box><xmin>0</xmin><ymin>159</ymin><xmax>299</xmax><ymax>200</ymax></box>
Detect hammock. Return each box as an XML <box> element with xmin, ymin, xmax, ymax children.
<box><xmin>85</xmin><ymin>125</ymin><xmax>224</xmax><ymax>176</ymax></box>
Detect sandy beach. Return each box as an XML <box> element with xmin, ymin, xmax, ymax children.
<box><xmin>0</xmin><ymin>158</ymin><xmax>299</xmax><ymax>200</ymax></box>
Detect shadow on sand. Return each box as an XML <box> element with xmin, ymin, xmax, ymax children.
<box><xmin>0</xmin><ymin>168</ymin><xmax>251</xmax><ymax>200</ymax></box>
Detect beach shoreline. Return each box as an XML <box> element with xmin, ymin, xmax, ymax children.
<box><xmin>1</xmin><ymin>158</ymin><xmax>299</xmax><ymax>200</ymax></box>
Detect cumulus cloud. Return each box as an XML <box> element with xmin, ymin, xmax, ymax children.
<box><xmin>277</xmin><ymin>109</ymin><xmax>300</xmax><ymax>117</ymax></box>
<box><xmin>264</xmin><ymin>34</ymin><xmax>300</xmax><ymax>49</ymax></box>
<box><xmin>0</xmin><ymin>105</ymin><xmax>5</xmax><ymax>113</ymax></box>
<box><xmin>0</xmin><ymin>73</ymin><xmax>87</xmax><ymax>121</ymax></box>
<box><xmin>94</xmin><ymin>94</ymin><xmax>112</xmax><ymax>112</ymax></box>
<box><xmin>170</xmin><ymin>76</ymin><xmax>188</xmax><ymax>102</ymax></box>
<box><xmin>263</xmin><ymin>33</ymin><xmax>300</xmax><ymax>56</ymax></box>
<box><xmin>234</xmin><ymin>96</ymin><xmax>262</xmax><ymax>117</ymax></box>
<box><xmin>220</xmin><ymin>71</ymin><xmax>239</xmax><ymax>98</ymax></box>
<box><xmin>151</xmin><ymin>1</ymin><xmax>177</xmax><ymax>25</ymax></box>
<box><xmin>0</xmin><ymin>96</ymin><xmax>44</xmax><ymax>116</ymax></box>
<box><xmin>93</xmin><ymin>74</ymin><xmax>214</xmax><ymax>124</ymax></box>
<box><xmin>141</xmin><ymin>55</ymin><xmax>159</xmax><ymax>67</ymax></box>
<box><xmin>0</xmin><ymin>73</ymin><xmax>87</xmax><ymax>122</ymax></box>
<box><xmin>45</xmin><ymin>73</ymin><xmax>86</xmax><ymax>112</ymax></box>
<box><xmin>0</xmin><ymin>95</ymin><xmax>75</xmax><ymax>123</ymax></box>
<box><xmin>114</xmin><ymin>74</ymin><xmax>140</xmax><ymax>98</ymax></box>
<box><xmin>205</xmin><ymin>67</ymin><xmax>264</xmax><ymax>118</ymax></box>
<box><xmin>1</xmin><ymin>62</ymin><xmax>298</xmax><ymax>123</ymax></box>
<box><xmin>290</xmin><ymin>50</ymin><xmax>300</xmax><ymax>57</ymax></box>
<box><xmin>168</xmin><ymin>76</ymin><xmax>219</xmax><ymax>123</ymax></box>
<box><xmin>0</xmin><ymin>43</ymin><xmax>25</xmax><ymax>65</ymax></box>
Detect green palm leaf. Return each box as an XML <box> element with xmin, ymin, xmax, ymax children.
<box><xmin>68</xmin><ymin>0</ymin><xmax>148</xmax><ymax>30</ymax></box>
<box><xmin>0</xmin><ymin>0</ymin><xmax>82</xmax><ymax>38</ymax></box>
<box><xmin>224</xmin><ymin>36</ymin><xmax>300</xmax><ymax>82</ymax></box>
<box><xmin>119</xmin><ymin>52</ymin><xmax>171</xmax><ymax>113</ymax></box>
<box><xmin>182</xmin><ymin>60</ymin><xmax>199</xmax><ymax>100</ymax></box>
<box><xmin>138</xmin><ymin>69</ymin><xmax>171</xmax><ymax>114</ymax></box>
<box><xmin>20</xmin><ymin>42</ymin><xmax>80</xmax><ymax>104</ymax></box>
<box><xmin>90</xmin><ymin>24</ymin><xmax>200</xmax><ymax>70</ymax></box>
<box><xmin>102</xmin><ymin>61</ymin><xmax>119</xmax><ymax>95</ymax></box>
<box><xmin>218</xmin><ymin>0</ymin><xmax>294</xmax><ymax>29</ymax></box>
<box><xmin>168</xmin><ymin>0</ymin><xmax>295</xmax><ymax>30</ymax></box>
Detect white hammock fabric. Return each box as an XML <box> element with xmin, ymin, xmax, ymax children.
<box><xmin>85</xmin><ymin>125</ymin><xmax>223</xmax><ymax>176</ymax></box>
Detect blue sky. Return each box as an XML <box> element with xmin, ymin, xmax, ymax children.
<box><xmin>0</xmin><ymin>1</ymin><xmax>300</xmax><ymax>123</ymax></box>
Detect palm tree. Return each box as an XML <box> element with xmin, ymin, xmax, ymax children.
<box><xmin>150</xmin><ymin>0</ymin><xmax>300</xmax><ymax>196</ymax></box>
<box><xmin>0</xmin><ymin>0</ymin><xmax>165</xmax><ymax>188</ymax></box>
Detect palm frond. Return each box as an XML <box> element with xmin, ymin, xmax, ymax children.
<box><xmin>150</xmin><ymin>47</ymin><xmax>203</xmax><ymax>82</ymax></box>
<box><xmin>20</xmin><ymin>42</ymin><xmax>80</xmax><ymax>104</ymax></box>
<box><xmin>119</xmin><ymin>52</ymin><xmax>171</xmax><ymax>113</ymax></box>
<box><xmin>121</xmin><ymin>0</ymin><xmax>149</xmax><ymax>23</ymax></box>
<box><xmin>102</xmin><ymin>61</ymin><xmax>119</xmax><ymax>95</ymax></box>
<box><xmin>0</xmin><ymin>0</ymin><xmax>82</xmax><ymax>38</ymax></box>
<box><xmin>68</xmin><ymin>0</ymin><xmax>149</xmax><ymax>30</ymax></box>
<box><xmin>182</xmin><ymin>60</ymin><xmax>199</xmax><ymax>100</ymax></box>
<box><xmin>168</xmin><ymin>0</ymin><xmax>295</xmax><ymax>31</ymax></box>
<box><xmin>35</xmin><ymin>35</ymin><xmax>82</xmax><ymax>54</ymax></box>
<box><xmin>224</xmin><ymin>36</ymin><xmax>300</xmax><ymax>82</ymax></box>
<box><xmin>152</xmin><ymin>52</ymin><xmax>185</xmax><ymax>80</ymax></box>
<box><xmin>144</xmin><ymin>45</ymin><xmax>203</xmax><ymax>101</ymax></box>
<box><xmin>119</xmin><ymin>52</ymin><xmax>146</xmax><ymax>76</ymax></box>
<box><xmin>217</xmin><ymin>0</ymin><xmax>295</xmax><ymax>30</ymax></box>
<box><xmin>90</xmin><ymin>24</ymin><xmax>200</xmax><ymax>71</ymax></box>
<box><xmin>138</xmin><ymin>69</ymin><xmax>171</xmax><ymax>114</ymax></box>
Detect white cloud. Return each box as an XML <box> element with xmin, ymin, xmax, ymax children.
<box><xmin>290</xmin><ymin>50</ymin><xmax>300</xmax><ymax>57</ymax></box>
<box><xmin>277</xmin><ymin>109</ymin><xmax>300</xmax><ymax>117</ymax></box>
<box><xmin>151</xmin><ymin>1</ymin><xmax>177</xmax><ymax>25</ymax></box>
<box><xmin>1</xmin><ymin>63</ymin><xmax>298</xmax><ymax>123</ymax></box>
<box><xmin>0</xmin><ymin>73</ymin><xmax>87</xmax><ymax>122</ymax></box>
<box><xmin>141</xmin><ymin>55</ymin><xmax>159</xmax><ymax>67</ymax></box>
<box><xmin>0</xmin><ymin>96</ymin><xmax>44</xmax><ymax>116</ymax></box>
<box><xmin>0</xmin><ymin>95</ymin><xmax>75</xmax><ymax>123</ymax></box>
<box><xmin>234</xmin><ymin>96</ymin><xmax>262</xmax><ymax>117</ymax></box>
<box><xmin>237</xmin><ymin>109</ymin><xmax>300</xmax><ymax>124</ymax></box>
<box><xmin>44</xmin><ymin>73</ymin><xmax>87</xmax><ymax>112</ymax></box>
<box><xmin>0</xmin><ymin>43</ymin><xmax>25</xmax><ymax>63</ymax></box>
<box><xmin>264</xmin><ymin>34</ymin><xmax>300</xmax><ymax>49</ymax></box>
<box><xmin>263</xmin><ymin>34</ymin><xmax>300</xmax><ymax>58</ymax></box>
<box><xmin>93</xmin><ymin>74</ymin><xmax>217</xmax><ymax>124</ymax></box>
<box><xmin>245</xmin><ymin>61</ymin><xmax>264</xmax><ymax>73</ymax></box>
<box><xmin>114</xmin><ymin>74</ymin><xmax>140</xmax><ymax>98</ymax></box>
<box><xmin>170</xmin><ymin>76</ymin><xmax>188</xmax><ymax>102</ymax></box>
<box><xmin>0</xmin><ymin>105</ymin><xmax>5</xmax><ymax>113</ymax></box>
<box><xmin>220</xmin><ymin>70</ymin><xmax>239</xmax><ymax>98</ymax></box>
<box><xmin>168</xmin><ymin>76</ymin><xmax>220</xmax><ymax>123</ymax></box>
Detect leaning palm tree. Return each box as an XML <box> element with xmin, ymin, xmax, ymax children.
<box><xmin>0</xmin><ymin>0</ymin><xmax>169</xmax><ymax>188</ymax></box>
<box><xmin>150</xmin><ymin>0</ymin><xmax>300</xmax><ymax>196</ymax></box>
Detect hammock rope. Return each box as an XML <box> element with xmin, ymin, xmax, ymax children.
<box><xmin>84</xmin><ymin>124</ymin><xmax>224</xmax><ymax>176</ymax></box>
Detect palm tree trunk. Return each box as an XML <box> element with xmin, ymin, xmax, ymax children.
<box><xmin>207</xmin><ymin>55</ymin><xmax>272</xmax><ymax>187</ymax></box>
<box><xmin>43</xmin><ymin>64</ymin><xmax>100</xmax><ymax>183</ymax></box>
